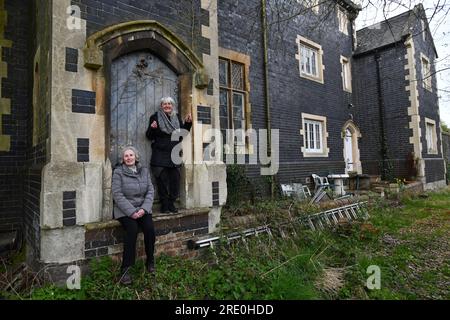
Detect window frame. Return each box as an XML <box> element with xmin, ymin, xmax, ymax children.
<box><xmin>421</xmin><ymin>19</ymin><xmax>427</xmax><ymax>42</ymax></box>
<box><xmin>421</xmin><ymin>53</ymin><xmax>432</xmax><ymax>92</ymax></box>
<box><xmin>218</xmin><ymin>48</ymin><xmax>252</xmax><ymax>154</ymax></box>
<box><xmin>219</xmin><ymin>59</ymin><xmax>246</xmax><ymax>132</ymax></box>
<box><xmin>425</xmin><ymin>117</ymin><xmax>438</xmax><ymax>154</ymax></box>
<box><xmin>340</xmin><ymin>56</ymin><xmax>352</xmax><ymax>92</ymax></box>
<box><xmin>337</xmin><ymin>6</ymin><xmax>349</xmax><ymax>35</ymax></box>
<box><xmin>295</xmin><ymin>36</ymin><xmax>324</xmax><ymax>84</ymax></box>
<box><xmin>304</xmin><ymin>119</ymin><xmax>323</xmax><ymax>153</ymax></box>
<box><xmin>300</xmin><ymin>113</ymin><xmax>329</xmax><ymax>157</ymax></box>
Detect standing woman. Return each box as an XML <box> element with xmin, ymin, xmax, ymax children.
<box><xmin>112</xmin><ymin>146</ymin><xmax>156</xmax><ymax>285</ymax></box>
<box><xmin>146</xmin><ymin>97</ymin><xmax>192</xmax><ymax>213</ymax></box>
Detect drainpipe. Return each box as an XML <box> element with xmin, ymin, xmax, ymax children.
<box><xmin>261</xmin><ymin>0</ymin><xmax>274</xmax><ymax>198</ymax></box>
<box><xmin>374</xmin><ymin>53</ymin><xmax>388</xmax><ymax>180</ymax></box>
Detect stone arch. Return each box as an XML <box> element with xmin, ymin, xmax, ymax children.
<box><xmin>341</xmin><ymin>120</ymin><xmax>362</xmax><ymax>174</ymax></box>
<box><xmin>84</xmin><ymin>20</ymin><xmax>205</xmax><ymax>76</ymax></box>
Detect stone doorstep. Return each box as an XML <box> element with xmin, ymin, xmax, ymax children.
<box><xmin>84</xmin><ymin>207</ymin><xmax>211</xmax><ymax>230</ymax></box>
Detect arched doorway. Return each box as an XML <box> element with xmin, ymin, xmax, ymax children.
<box><xmin>82</xmin><ymin>20</ymin><xmax>209</xmax><ymax>216</ymax></box>
<box><xmin>342</xmin><ymin>121</ymin><xmax>362</xmax><ymax>174</ymax></box>
<box><xmin>110</xmin><ymin>51</ymin><xmax>178</xmax><ymax>167</ymax></box>
<box><xmin>344</xmin><ymin>128</ymin><xmax>354</xmax><ymax>172</ymax></box>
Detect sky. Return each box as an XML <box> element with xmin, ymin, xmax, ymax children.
<box><xmin>354</xmin><ymin>0</ymin><xmax>450</xmax><ymax>126</ymax></box>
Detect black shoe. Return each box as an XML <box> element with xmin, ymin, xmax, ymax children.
<box><xmin>119</xmin><ymin>268</ymin><xmax>132</xmax><ymax>285</ymax></box>
<box><xmin>168</xmin><ymin>202</ymin><xmax>178</xmax><ymax>213</ymax></box>
<box><xmin>160</xmin><ymin>201</ymin><xmax>170</xmax><ymax>213</ymax></box>
<box><xmin>147</xmin><ymin>262</ymin><xmax>155</xmax><ymax>273</ymax></box>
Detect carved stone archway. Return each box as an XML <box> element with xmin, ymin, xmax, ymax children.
<box><xmin>82</xmin><ymin>20</ymin><xmax>209</xmax><ymax>220</ymax></box>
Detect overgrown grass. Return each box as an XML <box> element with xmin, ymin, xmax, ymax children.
<box><xmin>2</xmin><ymin>188</ymin><xmax>449</xmax><ymax>300</ymax></box>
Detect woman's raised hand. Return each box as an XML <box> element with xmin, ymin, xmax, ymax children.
<box><xmin>151</xmin><ymin>120</ymin><xmax>157</xmax><ymax>128</ymax></box>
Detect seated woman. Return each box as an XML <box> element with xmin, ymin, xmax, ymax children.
<box><xmin>146</xmin><ymin>96</ymin><xmax>192</xmax><ymax>213</ymax></box>
<box><xmin>112</xmin><ymin>146</ymin><xmax>156</xmax><ymax>285</ymax></box>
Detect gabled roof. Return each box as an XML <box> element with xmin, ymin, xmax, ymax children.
<box><xmin>354</xmin><ymin>4</ymin><xmax>438</xmax><ymax>57</ymax></box>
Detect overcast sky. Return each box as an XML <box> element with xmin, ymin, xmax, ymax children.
<box><xmin>354</xmin><ymin>0</ymin><xmax>450</xmax><ymax>126</ymax></box>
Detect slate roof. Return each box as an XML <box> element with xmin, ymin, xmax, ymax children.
<box><xmin>354</xmin><ymin>5</ymin><xmax>437</xmax><ymax>56</ymax></box>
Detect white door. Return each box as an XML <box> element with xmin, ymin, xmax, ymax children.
<box><xmin>344</xmin><ymin>128</ymin><xmax>354</xmax><ymax>172</ymax></box>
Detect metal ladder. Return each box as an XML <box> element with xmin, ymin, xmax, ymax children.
<box><xmin>299</xmin><ymin>201</ymin><xmax>369</xmax><ymax>231</ymax></box>
<box><xmin>188</xmin><ymin>202</ymin><xmax>369</xmax><ymax>249</ymax></box>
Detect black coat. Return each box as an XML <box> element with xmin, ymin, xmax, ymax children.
<box><xmin>145</xmin><ymin>112</ymin><xmax>192</xmax><ymax>167</ymax></box>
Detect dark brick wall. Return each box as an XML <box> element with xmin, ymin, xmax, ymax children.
<box><xmin>218</xmin><ymin>0</ymin><xmax>355</xmax><ymax>188</ymax></box>
<box><xmin>0</xmin><ymin>169</ymin><xmax>23</xmax><ymax>232</ymax></box>
<box><xmin>353</xmin><ymin>44</ymin><xmax>414</xmax><ymax>180</ymax></box>
<box><xmin>0</xmin><ymin>0</ymin><xmax>32</xmax><ymax>233</ymax></box>
<box><xmin>425</xmin><ymin>159</ymin><xmax>446</xmax><ymax>183</ymax></box>
<box><xmin>23</xmin><ymin>167</ymin><xmax>41</xmax><ymax>255</ymax></box>
<box><xmin>71</xmin><ymin>0</ymin><xmax>209</xmax><ymax>59</ymax></box>
<box><xmin>411</xmin><ymin>23</ymin><xmax>443</xmax><ymax>160</ymax></box>
<box><xmin>23</xmin><ymin>0</ymin><xmax>52</xmax><ymax>260</ymax></box>
<box><xmin>84</xmin><ymin>212</ymin><xmax>208</xmax><ymax>259</ymax></box>
<box><xmin>411</xmin><ymin>17</ymin><xmax>444</xmax><ymax>183</ymax></box>
<box><xmin>443</xmin><ymin>132</ymin><xmax>450</xmax><ymax>163</ymax></box>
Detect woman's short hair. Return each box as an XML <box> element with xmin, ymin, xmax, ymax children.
<box><xmin>120</xmin><ymin>146</ymin><xmax>140</xmax><ymax>163</ymax></box>
<box><xmin>160</xmin><ymin>96</ymin><xmax>176</xmax><ymax>107</ymax></box>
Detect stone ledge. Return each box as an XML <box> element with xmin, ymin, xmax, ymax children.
<box><xmin>84</xmin><ymin>207</ymin><xmax>211</xmax><ymax>230</ymax></box>
<box><xmin>153</xmin><ymin>207</ymin><xmax>210</xmax><ymax>222</ymax></box>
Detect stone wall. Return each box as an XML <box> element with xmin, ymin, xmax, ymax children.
<box><xmin>84</xmin><ymin>210</ymin><xmax>209</xmax><ymax>260</ymax></box>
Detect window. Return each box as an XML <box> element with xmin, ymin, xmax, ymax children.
<box><xmin>421</xmin><ymin>53</ymin><xmax>432</xmax><ymax>91</ymax></box>
<box><xmin>305</xmin><ymin>120</ymin><xmax>323</xmax><ymax>153</ymax></box>
<box><xmin>425</xmin><ymin>118</ymin><xmax>437</xmax><ymax>154</ymax></box>
<box><xmin>219</xmin><ymin>48</ymin><xmax>252</xmax><ymax>153</ymax></box>
<box><xmin>301</xmin><ymin>45</ymin><xmax>318</xmax><ymax>77</ymax></box>
<box><xmin>338</xmin><ymin>6</ymin><xmax>348</xmax><ymax>35</ymax></box>
<box><xmin>341</xmin><ymin>56</ymin><xmax>352</xmax><ymax>92</ymax></box>
<box><xmin>421</xmin><ymin>19</ymin><xmax>427</xmax><ymax>42</ymax></box>
<box><xmin>219</xmin><ymin>59</ymin><xmax>245</xmax><ymax>131</ymax></box>
<box><xmin>296</xmin><ymin>36</ymin><xmax>324</xmax><ymax>83</ymax></box>
<box><xmin>300</xmin><ymin>113</ymin><xmax>329</xmax><ymax>157</ymax></box>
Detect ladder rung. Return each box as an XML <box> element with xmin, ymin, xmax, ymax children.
<box><xmin>308</xmin><ymin>218</ymin><xmax>316</xmax><ymax>230</ymax></box>
<box><xmin>343</xmin><ymin>208</ymin><xmax>352</xmax><ymax>219</ymax></box>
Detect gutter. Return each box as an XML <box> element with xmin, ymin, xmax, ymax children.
<box><xmin>261</xmin><ymin>0</ymin><xmax>274</xmax><ymax>198</ymax></box>
<box><xmin>374</xmin><ymin>52</ymin><xmax>388</xmax><ymax>179</ymax></box>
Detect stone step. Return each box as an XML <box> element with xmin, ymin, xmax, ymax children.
<box><xmin>86</xmin><ymin>207</ymin><xmax>211</xmax><ymax>230</ymax></box>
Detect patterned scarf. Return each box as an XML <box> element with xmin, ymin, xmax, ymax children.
<box><xmin>157</xmin><ymin>108</ymin><xmax>180</xmax><ymax>134</ymax></box>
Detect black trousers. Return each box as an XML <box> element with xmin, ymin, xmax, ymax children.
<box><xmin>152</xmin><ymin>166</ymin><xmax>180</xmax><ymax>206</ymax></box>
<box><xmin>118</xmin><ymin>214</ymin><xmax>155</xmax><ymax>270</ymax></box>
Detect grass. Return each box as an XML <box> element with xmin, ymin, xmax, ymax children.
<box><xmin>1</xmin><ymin>187</ymin><xmax>449</xmax><ymax>300</ymax></box>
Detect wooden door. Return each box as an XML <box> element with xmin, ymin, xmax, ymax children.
<box><xmin>110</xmin><ymin>51</ymin><xmax>178</xmax><ymax>168</ymax></box>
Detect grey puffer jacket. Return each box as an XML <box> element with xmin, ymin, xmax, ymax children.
<box><xmin>112</xmin><ymin>164</ymin><xmax>154</xmax><ymax>219</ymax></box>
